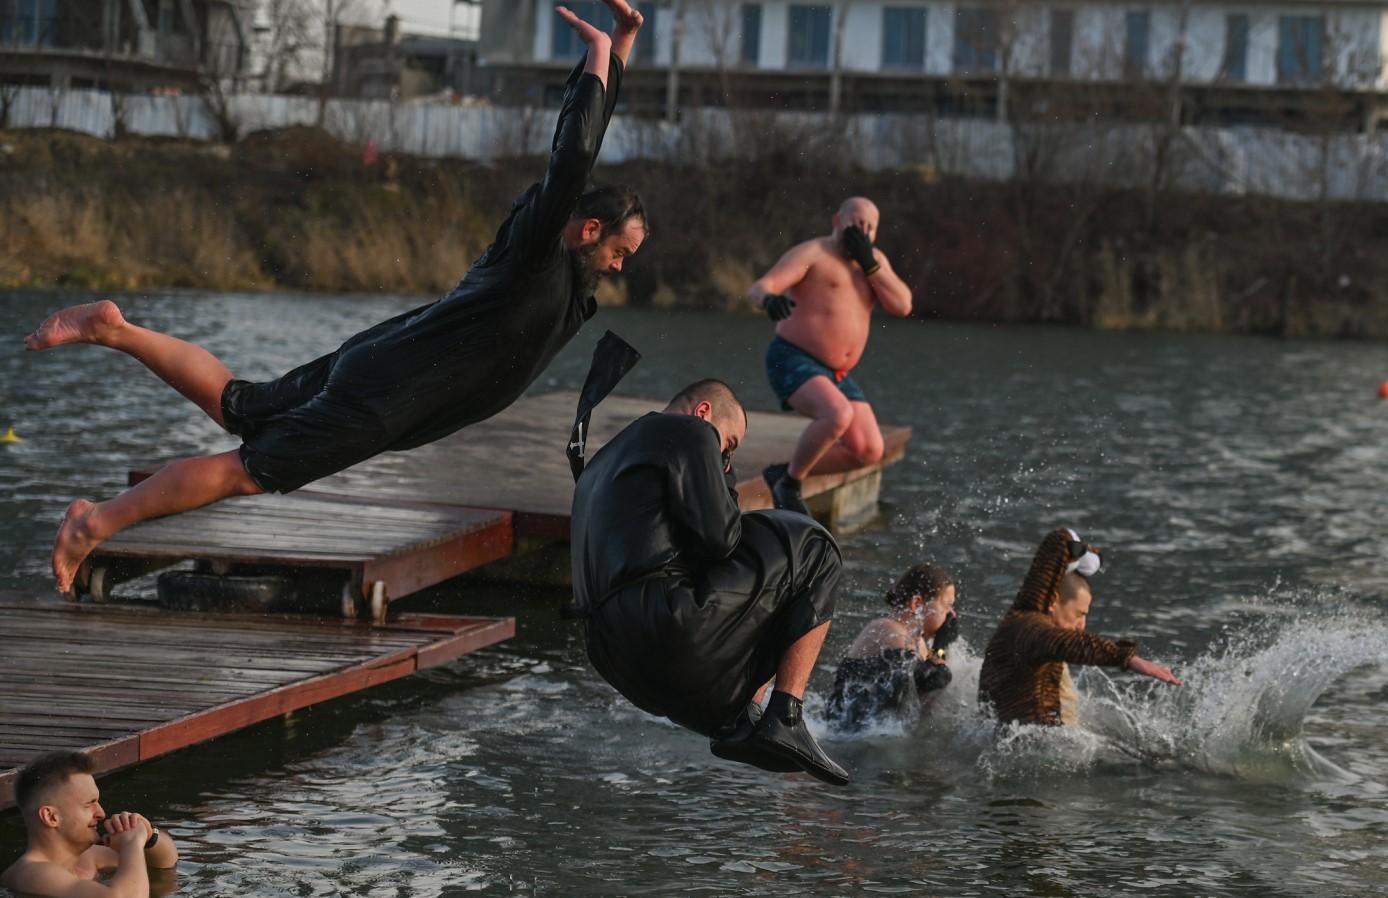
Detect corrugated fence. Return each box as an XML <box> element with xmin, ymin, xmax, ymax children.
<box><xmin>3</xmin><ymin>86</ymin><xmax>1387</xmax><ymax>202</ymax></box>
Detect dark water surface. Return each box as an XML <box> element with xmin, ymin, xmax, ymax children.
<box><xmin>1</xmin><ymin>292</ymin><xmax>1385</xmax><ymax>897</ymax></box>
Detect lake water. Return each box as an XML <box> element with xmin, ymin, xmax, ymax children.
<box><xmin>2</xmin><ymin>292</ymin><xmax>1386</xmax><ymax>896</ymax></box>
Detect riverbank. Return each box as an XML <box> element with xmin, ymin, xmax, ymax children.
<box><xmin>4</xmin><ymin>126</ymin><xmax>1385</xmax><ymax>338</ymax></box>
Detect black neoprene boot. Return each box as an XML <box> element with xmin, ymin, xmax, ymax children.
<box><xmin>709</xmin><ymin>702</ymin><xmax>800</xmax><ymax>773</ymax></box>
<box><xmin>754</xmin><ymin>691</ymin><xmax>850</xmax><ymax>786</ymax></box>
<box><xmin>763</xmin><ymin>464</ymin><xmax>810</xmax><ymax>516</ymax></box>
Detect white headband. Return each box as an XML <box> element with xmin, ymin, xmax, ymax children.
<box><xmin>1064</xmin><ymin>528</ymin><xmax>1103</xmax><ymax>578</ymax></box>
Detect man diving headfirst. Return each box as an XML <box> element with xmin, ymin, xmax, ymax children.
<box><xmin>569</xmin><ymin>380</ymin><xmax>850</xmax><ymax>785</ymax></box>
<box><xmin>26</xmin><ymin>2</ymin><xmax>648</xmax><ymax>593</ymax></box>
<box><xmin>748</xmin><ymin>197</ymin><xmax>913</xmax><ymax>514</ymax></box>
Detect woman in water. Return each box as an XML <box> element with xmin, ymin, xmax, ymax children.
<box><xmin>825</xmin><ymin>563</ymin><xmax>961</xmax><ymax>731</ymax></box>
<box><xmin>977</xmin><ymin>528</ymin><xmax>1182</xmax><ymax>726</ymax></box>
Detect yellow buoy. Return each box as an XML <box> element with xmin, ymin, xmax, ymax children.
<box><xmin>0</xmin><ymin>427</ymin><xmax>23</xmax><ymax>444</ymax></box>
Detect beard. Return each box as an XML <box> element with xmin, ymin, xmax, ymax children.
<box><xmin>571</xmin><ymin>243</ymin><xmax>603</xmax><ymax>296</ymax></box>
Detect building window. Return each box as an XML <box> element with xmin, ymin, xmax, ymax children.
<box><xmin>1277</xmin><ymin>15</ymin><xmax>1324</xmax><ymax>84</ymax></box>
<box><xmin>1221</xmin><ymin>14</ymin><xmax>1248</xmax><ymax>82</ymax></box>
<box><xmin>5</xmin><ymin>0</ymin><xmax>58</xmax><ymax>46</ymax></box>
<box><xmin>552</xmin><ymin>1</ymin><xmax>613</xmax><ymax>60</ymax></box>
<box><xmin>1049</xmin><ymin>9</ymin><xmax>1073</xmax><ymax>77</ymax></box>
<box><xmin>1124</xmin><ymin>10</ymin><xmax>1149</xmax><ymax>80</ymax></box>
<box><xmin>787</xmin><ymin>4</ymin><xmax>832</xmax><ymax>69</ymax></box>
<box><xmin>882</xmin><ymin>7</ymin><xmax>927</xmax><ymax>72</ymax></box>
<box><xmin>741</xmin><ymin>3</ymin><xmax>761</xmax><ymax>65</ymax></box>
<box><xmin>635</xmin><ymin>2</ymin><xmax>657</xmax><ymax>62</ymax></box>
<box><xmin>953</xmin><ymin>7</ymin><xmax>999</xmax><ymax>74</ymax></box>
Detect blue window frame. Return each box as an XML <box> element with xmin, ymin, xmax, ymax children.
<box><xmin>1278</xmin><ymin>15</ymin><xmax>1324</xmax><ymax>84</ymax></box>
<box><xmin>741</xmin><ymin>4</ymin><xmax>762</xmax><ymax>65</ymax></box>
<box><xmin>787</xmin><ymin>4</ymin><xmax>832</xmax><ymax>69</ymax></box>
<box><xmin>1050</xmin><ymin>9</ymin><xmax>1073</xmax><ymax>77</ymax></box>
<box><xmin>635</xmin><ymin>2</ymin><xmax>657</xmax><ymax>62</ymax></box>
<box><xmin>1124</xmin><ymin>10</ymin><xmax>1150</xmax><ymax>80</ymax></box>
<box><xmin>953</xmin><ymin>7</ymin><xmax>999</xmax><ymax>74</ymax></box>
<box><xmin>552</xmin><ymin>1</ymin><xmax>613</xmax><ymax>60</ymax></box>
<box><xmin>1221</xmin><ymin>14</ymin><xmax>1248</xmax><ymax>82</ymax></box>
<box><xmin>882</xmin><ymin>7</ymin><xmax>927</xmax><ymax>72</ymax></box>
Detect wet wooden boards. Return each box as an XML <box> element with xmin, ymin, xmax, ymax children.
<box><xmin>0</xmin><ymin>597</ymin><xmax>514</xmax><ymax>810</ymax></box>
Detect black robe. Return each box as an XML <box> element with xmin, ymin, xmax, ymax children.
<box><xmin>221</xmin><ymin>55</ymin><xmax>624</xmax><ymax>493</ymax></box>
<box><xmin>570</xmin><ymin>412</ymin><xmax>841</xmax><ymax>737</ymax></box>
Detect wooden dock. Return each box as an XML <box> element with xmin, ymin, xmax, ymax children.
<box><xmin>0</xmin><ymin>596</ymin><xmax>514</xmax><ymax>810</ymax></box>
<box><xmin>84</xmin><ymin>391</ymin><xmax>910</xmax><ymax>609</ymax></box>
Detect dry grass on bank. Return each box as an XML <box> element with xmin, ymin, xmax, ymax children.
<box><xmin>3</xmin><ymin>126</ymin><xmax>1387</xmax><ymax>338</ymax></box>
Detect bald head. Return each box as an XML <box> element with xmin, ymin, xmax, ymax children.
<box><xmin>833</xmin><ymin>196</ymin><xmax>880</xmax><ymax>243</ymax></box>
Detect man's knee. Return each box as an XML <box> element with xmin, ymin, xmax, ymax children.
<box><xmin>816</xmin><ymin>399</ymin><xmax>855</xmax><ymax>437</ymax></box>
<box><xmin>840</xmin><ymin>429</ymin><xmax>884</xmax><ymax>465</ymax></box>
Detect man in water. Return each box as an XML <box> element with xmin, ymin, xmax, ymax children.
<box><xmin>748</xmin><ymin>197</ymin><xmax>913</xmax><ymax>513</ymax></box>
<box><xmin>2</xmin><ymin>751</ymin><xmax>179</xmax><ymax>898</ymax></box>
<box><xmin>26</xmin><ymin>1</ymin><xmax>647</xmax><ymax>593</ymax></box>
<box><xmin>569</xmin><ymin>380</ymin><xmax>850</xmax><ymax>785</ymax></box>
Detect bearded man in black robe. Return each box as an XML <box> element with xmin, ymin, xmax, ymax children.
<box><xmin>29</xmin><ymin>2</ymin><xmax>649</xmax><ymax>593</ymax></box>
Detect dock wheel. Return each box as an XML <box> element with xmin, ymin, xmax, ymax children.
<box><xmin>368</xmin><ymin>581</ymin><xmax>388</xmax><ymax>623</ymax></box>
<box><xmin>88</xmin><ymin>566</ymin><xmax>111</xmax><ymax>603</ymax></box>
<box><xmin>340</xmin><ymin>581</ymin><xmax>360</xmax><ymax>619</ymax></box>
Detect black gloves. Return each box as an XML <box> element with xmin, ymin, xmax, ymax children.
<box><xmin>841</xmin><ymin>225</ymin><xmax>880</xmax><ymax>275</ymax></box>
<box><xmin>724</xmin><ymin>463</ymin><xmax>738</xmax><ymax>493</ymax></box>
<box><xmin>913</xmin><ymin>659</ymin><xmax>953</xmax><ymax>694</ymax></box>
<box><xmin>930</xmin><ymin>612</ymin><xmax>959</xmax><ymax>659</ymax></box>
<box><xmin>761</xmin><ymin>292</ymin><xmax>795</xmax><ymax>321</ymax></box>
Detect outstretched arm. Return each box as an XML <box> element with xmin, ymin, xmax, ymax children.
<box><xmin>1013</xmin><ymin>614</ymin><xmax>1137</xmax><ymax>669</ymax></box>
<box><xmin>748</xmin><ymin>242</ymin><xmax>815</xmax><ymax>319</ymax></box>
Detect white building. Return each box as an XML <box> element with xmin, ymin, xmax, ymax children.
<box><xmin>243</xmin><ymin>0</ymin><xmax>479</xmax><ymax>92</ymax></box>
<box><xmin>479</xmin><ymin>0</ymin><xmax>1388</xmax><ymax>127</ymax></box>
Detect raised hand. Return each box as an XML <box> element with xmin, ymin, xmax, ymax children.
<box><xmin>930</xmin><ymin>611</ymin><xmax>960</xmax><ymax>656</ymax></box>
<box><xmin>602</xmin><ymin>0</ymin><xmax>644</xmax><ymax>35</ymax></box>
<box><xmin>599</xmin><ymin>0</ymin><xmax>644</xmax><ymax>64</ymax></box>
<box><xmin>841</xmin><ymin>225</ymin><xmax>880</xmax><ymax>275</ymax></box>
<box><xmin>555</xmin><ymin>5</ymin><xmax>612</xmax><ymax>49</ymax></box>
<box><xmin>101</xmin><ymin>811</ymin><xmax>152</xmax><ymax>849</ymax></box>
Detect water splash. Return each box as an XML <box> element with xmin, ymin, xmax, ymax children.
<box><xmin>815</xmin><ymin>602</ymin><xmax>1387</xmax><ymax>785</ymax></box>
<box><xmin>1081</xmin><ymin>605</ymin><xmax>1388</xmax><ymax>781</ymax></box>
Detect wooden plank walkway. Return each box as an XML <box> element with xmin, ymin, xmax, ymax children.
<box><xmin>0</xmin><ymin>597</ymin><xmax>514</xmax><ymax>810</ymax></box>
<box><xmin>274</xmin><ymin>392</ymin><xmax>912</xmax><ymax>540</ymax></box>
<box><xmin>109</xmin><ymin>392</ymin><xmax>910</xmax><ymax>600</ymax></box>
<box><xmin>86</xmin><ymin>493</ymin><xmax>513</xmax><ymax>617</ymax></box>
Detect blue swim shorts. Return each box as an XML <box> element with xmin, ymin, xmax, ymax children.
<box><xmin>765</xmin><ymin>336</ymin><xmax>867</xmax><ymax>411</ymax></box>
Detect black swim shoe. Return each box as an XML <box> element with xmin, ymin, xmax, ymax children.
<box><xmin>710</xmin><ymin>702</ymin><xmax>800</xmax><ymax>773</ymax></box>
<box><xmin>763</xmin><ymin>463</ymin><xmax>810</xmax><ymax>516</ymax></box>
<box><xmin>753</xmin><ymin>692</ymin><xmax>850</xmax><ymax>786</ymax></box>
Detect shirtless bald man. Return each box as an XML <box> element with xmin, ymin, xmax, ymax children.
<box><xmin>748</xmin><ymin>197</ymin><xmax>913</xmax><ymax>514</ymax></box>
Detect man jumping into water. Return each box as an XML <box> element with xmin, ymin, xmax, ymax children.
<box><xmin>569</xmin><ymin>380</ymin><xmax>850</xmax><ymax>784</ymax></box>
<box><xmin>748</xmin><ymin>197</ymin><xmax>913</xmax><ymax>514</ymax></box>
<box><xmin>26</xmin><ymin>2</ymin><xmax>646</xmax><ymax>593</ymax></box>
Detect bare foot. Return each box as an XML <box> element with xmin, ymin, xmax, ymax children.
<box><xmin>25</xmin><ymin>300</ymin><xmax>126</xmax><ymax>351</ymax></box>
<box><xmin>53</xmin><ymin>500</ymin><xmax>102</xmax><ymax>594</ymax></box>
